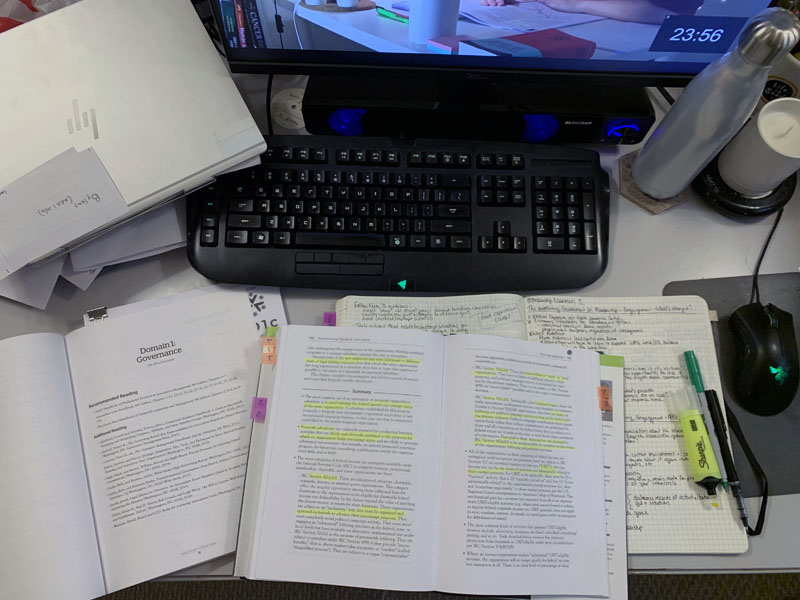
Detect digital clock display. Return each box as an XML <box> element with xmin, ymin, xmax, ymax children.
<box><xmin>650</xmin><ymin>16</ymin><xmax>748</xmax><ymax>53</ymax></box>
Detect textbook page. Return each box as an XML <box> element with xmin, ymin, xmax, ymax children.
<box><xmin>335</xmin><ymin>294</ymin><xmax>528</xmax><ymax>338</ymax></box>
<box><xmin>436</xmin><ymin>335</ymin><xmax>608</xmax><ymax>596</ymax></box>
<box><xmin>0</xmin><ymin>333</ymin><xmax>105</xmax><ymax>600</ymax></box>
<box><xmin>247</xmin><ymin>326</ymin><xmax>445</xmax><ymax>590</ymax></box>
<box><xmin>524</xmin><ymin>296</ymin><xmax>748</xmax><ymax>554</ymax></box>
<box><xmin>537</xmin><ymin>356</ymin><xmax>628</xmax><ymax>600</ymax></box>
<box><xmin>65</xmin><ymin>289</ymin><xmax>260</xmax><ymax>592</ymax></box>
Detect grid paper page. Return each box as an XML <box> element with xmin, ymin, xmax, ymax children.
<box><xmin>335</xmin><ymin>294</ymin><xmax>528</xmax><ymax>338</ymax></box>
<box><xmin>525</xmin><ymin>295</ymin><xmax>748</xmax><ymax>554</ymax></box>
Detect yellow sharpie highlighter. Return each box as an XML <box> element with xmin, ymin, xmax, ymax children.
<box><xmin>667</xmin><ymin>385</ymin><xmax>723</xmax><ymax>498</ymax></box>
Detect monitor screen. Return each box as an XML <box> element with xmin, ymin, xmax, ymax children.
<box><xmin>214</xmin><ymin>0</ymin><xmax>772</xmax><ymax>80</ymax></box>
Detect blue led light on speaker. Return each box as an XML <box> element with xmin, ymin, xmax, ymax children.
<box><xmin>523</xmin><ymin>114</ymin><xmax>559</xmax><ymax>142</ymax></box>
<box><xmin>606</xmin><ymin>119</ymin><xmax>640</xmax><ymax>139</ymax></box>
<box><xmin>329</xmin><ymin>108</ymin><xmax>366</xmax><ymax>136</ymax></box>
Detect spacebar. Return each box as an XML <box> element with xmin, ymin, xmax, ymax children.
<box><xmin>295</xmin><ymin>232</ymin><xmax>385</xmax><ymax>248</ymax></box>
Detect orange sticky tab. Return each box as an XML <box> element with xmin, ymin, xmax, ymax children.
<box><xmin>261</xmin><ymin>336</ymin><xmax>277</xmax><ymax>364</ymax></box>
<box><xmin>598</xmin><ymin>384</ymin><xmax>612</xmax><ymax>411</ymax></box>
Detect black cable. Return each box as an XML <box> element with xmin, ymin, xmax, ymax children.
<box><xmin>266</xmin><ymin>73</ymin><xmax>275</xmax><ymax>136</ymax></box>
<box><xmin>750</xmin><ymin>208</ymin><xmax>784</xmax><ymax>304</ymax></box>
<box><xmin>273</xmin><ymin>0</ymin><xmax>285</xmax><ymax>49</ymax></box>
<box><xmin>724</xmin><ymin>400</ymin><xmax>768</xmax><ymax>536</ymax></box>
<box><xmin>656</xmin><ymin>86</ymin><xmax>675</xmax><ymax>105</ymax></box>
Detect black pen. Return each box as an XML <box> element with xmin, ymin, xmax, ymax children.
<box><xmin>704</xmin><ymin>389</ymin><xmax>749</xmax><ymax>528</ymax></box>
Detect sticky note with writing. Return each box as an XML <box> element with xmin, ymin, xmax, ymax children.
<box><xmin>0</xmin><ymin>148</ymin><xmax>128</xmax><ymax>281</ymax></box>
<box><xmin>251</xmin><ymin>396</ymin><xmax>268</xmax><ymax>422</ymax></box>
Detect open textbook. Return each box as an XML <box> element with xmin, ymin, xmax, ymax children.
<box><xmin>236</xmin><ymin>325</ymin><xmax>609</xmax><ymax>596</ymax></box>
<box><xmin>336</xmin><ymin>294</ymin><xmax>749</xmax><ymax>555</ymax></box>
<box><xmin>0</xmin><ymin>288</ymin><xmax>260</xmax><ymax>600</ymax></box>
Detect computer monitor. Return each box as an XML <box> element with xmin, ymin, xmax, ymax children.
<box><xmin>211</xmin><ymin>0</ymin><xmax>772</xmax><ymax>82</ymax></box>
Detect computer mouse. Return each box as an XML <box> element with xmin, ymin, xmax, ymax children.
<box><xmin>728</xmin><ymin>302</ymin><xmax>799</xmax><ymax>416</ymax></box>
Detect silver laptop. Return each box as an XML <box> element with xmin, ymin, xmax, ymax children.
<box><xmin>0</xmin><ymin>0</ymin><xmax>265</xmax><ymax>261</ymax></box>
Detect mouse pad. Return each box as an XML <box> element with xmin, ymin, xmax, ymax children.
<box><xmin>664</xmin><ymin>273</ymin><xmax>800</xmax><ymax>498</ymax></box>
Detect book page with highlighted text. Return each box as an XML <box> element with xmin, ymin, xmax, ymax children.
<box><xmin>436</xmin><ymin>334</ymin><xmax>608</xmax><ymax>596</ymax></box>
<box><xmin>248</xmin><ymin>325</ymin><xmax>445</xmax><ymax>590</ymax></box>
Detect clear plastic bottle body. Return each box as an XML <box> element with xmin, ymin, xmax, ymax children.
<box><xmin>633</xmin><ymin>51</ymin><xmax>771</xmax><ymax>199</ymax></box>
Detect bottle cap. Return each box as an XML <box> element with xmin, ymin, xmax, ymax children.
<box><xmin>738</xmin><ymin>8</ymin><xmax>800</xmax><ymax>67</ymax></box>
<box><xmin>665</xmin><ymin>385</ymin><xmax>701</xmax><ymax>415</ymax></box>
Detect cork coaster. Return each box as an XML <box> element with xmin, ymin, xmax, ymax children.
<box><xmin>619</xmin><ymin>149</ymin><xmax>694</xmax><ymax>214</ymax></box>
<box><xmin>299</xmin><ymin>0</ymin><xmax>377</xmax><ymax>12</ymax></box>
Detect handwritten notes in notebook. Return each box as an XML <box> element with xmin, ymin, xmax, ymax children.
<box><xmin>524</xmin><ymin>296</ymin><xmax>748</xmax><ymax>554</ymax></box>
<box><xmin>335</xmin><ymin>294</ymin><xmax>528</xmax><ymax>338</ymax></box>
<box><xmin>0</xmin><ymin>148</ymin><xmax>128</xmax><ymax>280</ymax></box>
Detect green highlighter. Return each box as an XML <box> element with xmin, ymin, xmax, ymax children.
<box><xmin>667</xmin><ymin>385</ymin><xmax>723</xmax><ymax>500</ymax></box>
<box><xmin>376</xmin><ymin>6</ymin><xmax>409</xmax><ymax>23</ymax></box>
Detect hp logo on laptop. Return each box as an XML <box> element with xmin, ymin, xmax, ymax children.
<box><xmin>67</xmin><ymin>99</ymin><xmax>99</xmax><ymax>140</ymax></box>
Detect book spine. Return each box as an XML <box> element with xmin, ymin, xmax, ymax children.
<box><xmin>233</xmin><ymin>0</ymin><xmax>248</xmax><ymax>48</ymax></box>
<box><xmin>243</xmin><ymin>0</ymin><xmax>267</xmax><ymax>49</ymax></box>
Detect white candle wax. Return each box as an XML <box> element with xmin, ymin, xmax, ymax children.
<box><xmin>718</xmin><ymin>97</ymin><xmax>800</xmax><ymax>196</ymax></box>
<box><xmin>760</xmin><ymin>110</ymin><xmax>800</xmax><ymax>157</ymax></box>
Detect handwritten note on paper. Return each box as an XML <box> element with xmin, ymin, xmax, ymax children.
<box><xmin>0</xmin><ymin>148</ymin><xmax>128</xmax><ymax>281</ymax></box>
<box><xmin>524</xmin><ymin>296</ymin><xmax>748</xmax><ymax>554</ymax></box>
<box><xmin>335</xmin><ymin>294</ymin><xmax>528</xmax><ymax>338</ymax></box>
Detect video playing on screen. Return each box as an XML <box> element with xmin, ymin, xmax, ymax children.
<box><xmin>219</xmin><ymin>0</ymin><xmax>770</xmax><ymax>66</ymax></box>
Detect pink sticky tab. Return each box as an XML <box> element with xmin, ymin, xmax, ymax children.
<box><xmin>323</xmin><ymin>312</ymin><xmax>336</xmax><ymax>326</ymax></box>
<box><xmin>250</xmin><ymin>396</ymin><xmax>268</xmax><ymax>422</ymax></box>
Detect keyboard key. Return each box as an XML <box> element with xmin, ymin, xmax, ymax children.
<box><xmin>445</xmin><ymin>174</ymin><xmax>470</xmax><ymax>188</ymax></box>
<box><xmin>297</xmin><ymin>263</ymin><xmax>340</xmax><ymax>274</ymax></box>
<box><xmin>340</xmin><ymin>264</ymin><xmax>384</xmax><ymax>275</ymax></box>
<box><xmin>513</xmin><ymin>236</ymin><xmax>526</xmax><ymax>252</ymax></box>
<box><xmin>569</xmin><ymin>237</ymin><xmax>581</xmax><ymax>251</ymax></box>
<box><xmin>497</xmin><ymin>236</ymin><xmax>510</xmax><ymax>251</ymax></box>
<box><xmin>534</xmin><ymin>176</ymin><xmax>547</xmax><ymax>189</ymax></box>
<box><xmin>430</xmin><ymin>235</ymin><xmax>447</xmax><ymax>249</ymax></box>
<box><xmin>448</xmin><ymin>190</ymin><xmax>469</xmax><ymax>203</ymax></box>
<box><xmin>456</xmin><ymin>154</ymin><xmax>470</xmax><ymax>167</ymax></box>
<box><xmin>438</xmin><ymin>205</ymin><xmax>470</xmax><ymax>218</ymax></box>
<box><xmin>354</xmin><ymin>150</ymin><xmax>367</xmax><ymax>163</ymax></box>
<box><xmin>368</xmin><ymin>150</ymin><xmax>382</xmax><ymax>163</ymax></box>
<box><xmin>312</xmin><ymin>148</ymin><xmax>327</xmax><ymax>162</ymax></box>
<box><xmin>386</xmin><ymin>150</ymin><xmax>400</xmax><ymax>165</ymax></box>
<box><xmin>479</xmin><ymin>175</ymin><xmax>494</xmax><ymax>188</ymax></box>
<box><xmin>566</xmin><ymin>177</ymin><xmax>579</xmax><ymax>189</ymax></box>
<box><xmin>408</xmin><ymin>151</ymin><xmax>422</xmax><ymax>165</ymax></box>
<box><xmin>228</xmin><ymin>214</ymin><xmax>262</xmax><ymax>229</ymax></box>
<box><xmin>202</xmin><ymin>214</ymin><xmax>217</xmax><ymax>228</ymax></box>
<box><xmin>510</xmin><ymin>154</ymin><xmax>524</xmax><ymax>168</ymax></box>
<box><xmin>266</xmin><ymin>215</ymin><xmax>279</xmax><ymax>229</ymax></box>
<box><xmin>582</xmin><ymin>193</ymin><xmax>596</xmax><ymax>220</ymax></box>
<box><xmin>478</xmin><ymin>154</ymin><xmax>493</xmax><ymax>168</ymax></box>
<box><xmin>253</xmin><ymin>232</ymin><xmax>270</xmax><ymax>245</ymax></box>
<box><xmin>389</xmin><ymin>234</ymin><xmax>407</xmax><ymax>248</ymax></box>
<box><xmin>581</xmin><ymin>177</ymin><xmax>594</xmax><ymax>190</ymax></box>
<box><xmin>226</xmin><ymin>230</ymin><xmax>248</xmax><ymax>245</ymax></box>
<box><xmin>495</xmin><ymin>154</ymin><xmax>508</xmax><ymax>168</ymax></box>
<box><xmin>495</xmin><ymin>221</ymin><xmax>510</xmax><ymax>235</ymax></box>
<box><xmin>450</xmin><ymin>235</ymin><xmax>471</xmax><ymax>250</ymax></box>
<box><xmin>297</xmin><ymin>148</ymin><xmax>310</xmax><ymax>161</ymax></box>
<box><xmin>229</xmin><ymin>198</ymin><xmax>253</xmax><ymax>212</ymax></box>
<box><xmin>201</xmin><ymin>229</ymin><xmax>216</xmax><ymax>245</ymax></box>
<box><xmin>336</xmin><ymin>149</ymin><xmax>350</xmax><ymax>163</ymax></box>
<box><xmin>584</xmin><ymin>222</ymin><xmax>597</xmax><ymax>251</ymax></box>
<box><xmin>537</xmin><ymin>237</ymin><xmax>565</xmax><ymax>251</ymax></box>
<box><xmin>430</xmin><ymin>220</ymin><xmax>470</xmax><ymax>234</ymax></box>
<box><xmin>568</xmin><ymin>221</ymin><xmax>580</xmax><ymax>235</ymax></box>
<box><xmin>275</xmin><ymin>232</ymin><xmax>292</xmax><ymax>245</ymax></box>
<box><xmin>410</xmin><ymin>234</ymin><xmax>426</xmax><ymax>248</ymax></box>
<box><xmin>550</xmin><ymin>177</ymin><xmax>563</xmax><ymax>189</ymax></box>
<box><xmin>425</xmin><ymin>152</ymin><xmax>439</xmax><ymax>166</ymax></box>
<box><xmin>280</xmin><ymin>216</ymin><xmax>296</xmax><ymax>230</ymax></box>
<box><xmin>511</xmin><ymin>191</ymin><xmax>525</xmax><ymax>205</ymax></box>
<box><xmin>295</xmin><ymin>232</ymin><xmax>385</xmax><ymax>248</ymax></box>
<box><xmin>479</xmin><ymin>236</ymin><xmax>493</xmax><ymax>251</ymax></box>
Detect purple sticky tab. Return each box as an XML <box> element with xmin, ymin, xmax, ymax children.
<box><xmin>323</xmin><ymin>312</ymin><xmax>336</xmax><ymax>326</ymax></box>
<box><xmin>251</xmin><ymin>396</ymin><xmax>268</xmax><ymax>422</ymax></box>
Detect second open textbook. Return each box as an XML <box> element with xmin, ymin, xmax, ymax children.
<box><xmin>235</xmin><ymin>325</ymin><xmax>609</xmax><ymax>597</ymax></box>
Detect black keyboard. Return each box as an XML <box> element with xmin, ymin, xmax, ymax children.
<box><xmin>186</xmin><ymin>135</ymin><xmax>610</xmax><ymax>292</ymax></box>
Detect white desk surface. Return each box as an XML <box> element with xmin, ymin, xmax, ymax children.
<box><xmin>2</xmin><ymin>78</ymin><xmax>799</xmax><ymax>578</ymax></box>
